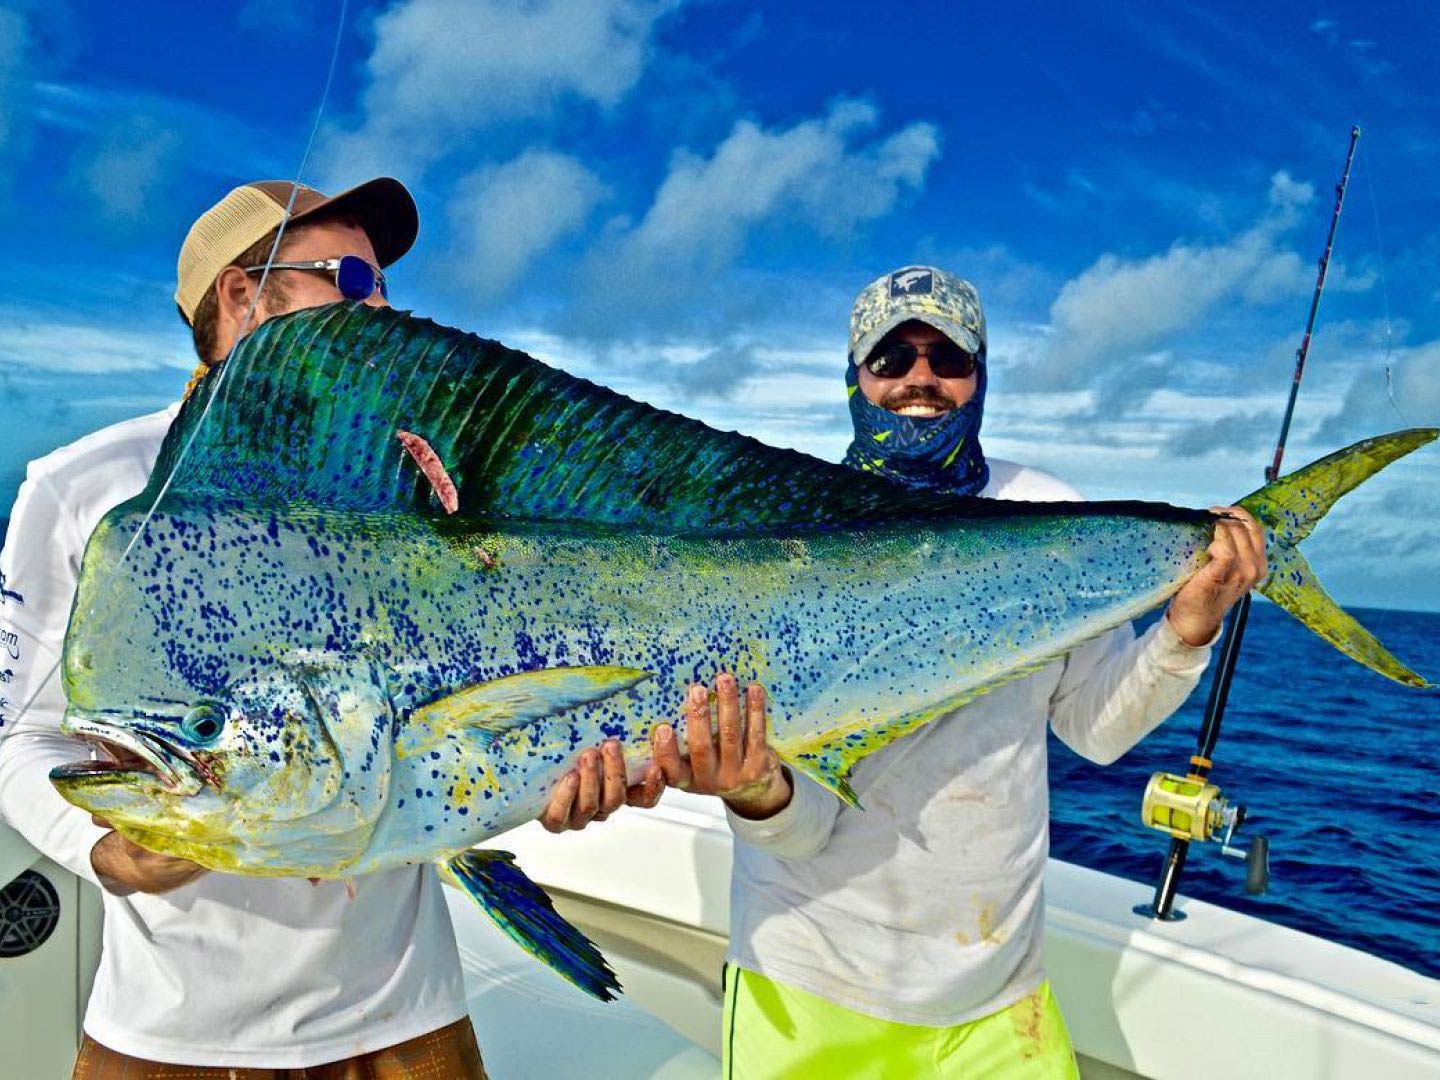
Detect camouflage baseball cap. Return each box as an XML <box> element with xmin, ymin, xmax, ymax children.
<box><xmin>848</xmin><ymin>265</ymin><xmax>986</xmax><ymax>365</ymax></box>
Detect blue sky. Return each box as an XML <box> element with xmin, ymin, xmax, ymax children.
<box><xmin>2</xmin><ymin>0</ymin><xmax>1438</xmax><ymax>610</ymax></box>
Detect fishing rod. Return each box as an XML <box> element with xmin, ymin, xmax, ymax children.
<box><xmin>1136</xmin><ymin>125</ymin><xmax>1363</xmax><ymax>922</ymax></box>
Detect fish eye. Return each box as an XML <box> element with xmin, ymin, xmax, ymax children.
<box><xmin>181</xmin><ymin>703</ymin><xmax>226</xmax><ymax>744</ymax></box>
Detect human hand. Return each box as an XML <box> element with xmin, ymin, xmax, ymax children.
<box><xmin>538</xmin><ymin>738</ymin><xmax>664</xmax><ymax>833</ymax></box>
<box><xmin>652</xmin><ymin>673</ymin><xmax>792</xmax><ymax>820</ymax></box>
<box><xmin>1166</xmin><ymin>505</ymin><xmax>1268</xmax><ymax>646</ymax></box>
<box><xmin>90</xmin><ymin>818</ymin><xmax>208</xmax><ymax>895</ymax></box>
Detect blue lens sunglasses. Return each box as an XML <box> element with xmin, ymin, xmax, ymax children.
<box><xmin>242</xmin><ymin>254</ymin><xmax>388</xmax><ymax>302</ymax></box>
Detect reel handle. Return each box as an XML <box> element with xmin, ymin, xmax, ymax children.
<box><xmin>1245</xmin><ymin>835</ymin><xmax>1270</xmax><ymax>895</ymax></box>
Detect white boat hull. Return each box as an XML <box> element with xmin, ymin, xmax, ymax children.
<box><xmin>4</xmin><ymin>799</ymin><xmax>1439</xmax><ymax>1078</ymax></box>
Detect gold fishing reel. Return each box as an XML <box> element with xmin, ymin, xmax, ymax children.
<box><xmin>1140</xmin><ymin>768</ymin><xmax>1269</xmax><ymax>895</ymax></box>
<box><xmin>1141</xmin><ymin>772</ymin><xmax>1224</xmax><ymax>841</ymax></box>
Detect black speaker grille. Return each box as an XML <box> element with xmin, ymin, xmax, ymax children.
<box><xmin>0</xmin><ymin>869</ymin><xmax>62</xmax><ymax>958</ymax></box>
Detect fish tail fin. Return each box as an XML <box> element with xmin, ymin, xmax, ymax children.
<box><xmin>1240</xmin><ymin>428</ymin><xmax>1437</xmax><ymax>688</ymax></box>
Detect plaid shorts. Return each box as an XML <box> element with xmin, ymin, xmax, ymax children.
<box><xmin>71</xmin><ymin>1017</ymin><xmax>486</xmax><ymax>1079</ymax></box>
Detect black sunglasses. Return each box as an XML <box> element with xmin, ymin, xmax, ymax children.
<box><xmin>242</xmin><ymin>255</ymin><xmax>388</xmax><ymax>302</ymax></box>
<box><xmin>862</xmin><ymin>340</ymin><xmax>980</xmax><ymax>380</ymax></box>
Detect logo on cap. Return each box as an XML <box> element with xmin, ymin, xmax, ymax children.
<box><xmin>889</xmin><ymin>268</ymin><xmax>933</xmax><ymax>297</ymax></box>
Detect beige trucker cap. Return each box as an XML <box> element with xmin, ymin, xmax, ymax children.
<box><xmin>848</xmin><ymin>265</ymin><xmax>987</xmax><ymax>365</ymax></box>
<box><xmin>174</xmin><ymin>177</ymin><xmax>419</xmax><ymax>323</ymax></box>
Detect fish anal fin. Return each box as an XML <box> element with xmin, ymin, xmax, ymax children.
<box><xmin>399</xmin><ymin>665</ymin><xmax>651</xmax><ymax>759</ymax></box>
<box><xmin>774</xmin><ymin>659</ymin><xmax>1057</xmax><ymax>809</ymax></box>
<box><xmin>441</xmin><ymin>849</ymin><xmax>621</xmax><ymax>1002</ymax></box>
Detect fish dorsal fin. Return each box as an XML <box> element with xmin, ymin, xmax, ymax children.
<box><xmin>396</xmin><ymin>665</ymin><xmax>650</xmax><ymax>759</ymax></box>
<box><xmin>143</xmin><ymin>305</ymin><xmax>1205</xmax><ymax>532</ymax></box>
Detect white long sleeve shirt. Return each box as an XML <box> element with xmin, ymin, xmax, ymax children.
<box><xmin>0</xmin><ymin>406</ymin><xmax>467</xmax><ymax>1067</ymax></box>
<box><xmin>726</xmin><ymin>459</ymin><xmax>1215</xmax><ymax>1027</ymax></box>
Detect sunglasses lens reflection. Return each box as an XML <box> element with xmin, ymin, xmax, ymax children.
<box><xmin>336</xmin><ymin>255</ymin><xmax>379</xmax><ymax>301</ymax></box>
<box><xmin>867</xmin><ymin>347</ymin><xmax>912</xmax><ymax>378</ymax></box>
<box><xmin>930</xmin><ymin>344</ymin><xmax>977</xmax><ymax>379</ymax></box>
<box><xmin>865</xmin><ymin>342</ymin><xmax>977</xmax><ymax>380</ymax></box>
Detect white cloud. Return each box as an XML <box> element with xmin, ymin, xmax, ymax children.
<box><xmin>1315</xmin><ymin>339</ymin><xmax>1440</xmax><ymax>442</ymax></box>
<box><xmin>0</xmin><ymin>314</ymin><xmax>193</xmax><ymax>374</ymax></box>
<box><xmin>320</xmin><ymin>0</ymin><xmax>675</xmax><ymax>180</ymax></box>
<box><xmin>498</xmin><ymin>326</ymin><xmax>849</xmax><ymax>456</ymax></box>
<box><xmin>631</xmin><ymin>100</ymin><xmax>936</xmax><ymax>259</ymax></box>
<box><xmin>1162</xmin><ymin>410</ymin><xmax>1277</xmax><ymax>457</ymax></box>
<box><xmin>71</xmin><ymin>113</ymin><xmax>184</xmax><ymax>225</ymax></box>
<box><xmin>1029</xmin><ymin>171</ymin><xmax>1321</xmax><ymax>389</ymax></box>
<box><xmin>1266</xmin><ymin>169</ymin><xmax>1314</xmax><ymax>213</ymax></box>
<box><xmin>447</xmin><ymin>149</ymin><xmax>604</xmax><ymax>297</ymax></box>
<box><xmin>30</xmin><ymin>81</ymin><xmax>288</xmax><ymax>182</ymax></box>
<box><xmin>573</xmin><ymin>100</ymin><xmax>939</xmax><ymax>334</ymax></box>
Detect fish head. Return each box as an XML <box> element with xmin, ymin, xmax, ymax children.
<box><xmin>50</xmin><ymin>666</ymin><xmax>357</xmax><ymax>856</ymax></box>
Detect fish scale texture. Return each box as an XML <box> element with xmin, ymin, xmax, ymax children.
<box><xmin>58</xmin><ymin>304</ymin><xmax>1226</xmax><ymax>876</ymax></box>
<box><xmin>48</xmin><ymin>305</ymin><xmax>1434</xmax><ymax>1000</ymax></box>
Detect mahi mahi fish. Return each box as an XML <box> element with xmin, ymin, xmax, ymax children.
<box><xmin>49</xmin><ymin>304</ymin><xmax>1434</xmax><ymax>999</ymax></box>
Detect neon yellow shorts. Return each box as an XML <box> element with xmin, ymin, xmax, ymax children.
<box><xmin>722</xmin><ymin>966</ymin><xmax>1080</xmax><ymax>1079</ymax></box>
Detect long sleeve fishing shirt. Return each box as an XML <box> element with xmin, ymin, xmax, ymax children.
<box><xmin>725</xmin><ymin>459</ymin><xmax>1217</xmax><ymax>1028</ymax></box>
<box><xmin>0</xmin><ymin>406</ymin><xmax>467</xmax><ymax>1068</ymax></box>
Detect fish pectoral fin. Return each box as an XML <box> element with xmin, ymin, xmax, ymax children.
<box><xmin>401</xmin><ymin>666</ymin><xmax>651</xmax><ymax>757</ymax></box>
<box><xmin>774</xmin><ymin>659</ymin><xmax>1055</xmax><ymax>810</ymax></box>
<box><xmin>440</xmin><ymin>849</ymin><xmax>621</xmax><ymax>1002</ymax></box>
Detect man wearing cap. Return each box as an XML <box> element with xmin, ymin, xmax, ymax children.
<box><xmin>640</xmin><ymin>267</ymin><xmax>1266</xmax><ymax>1076</ymax></box>
<box><xmin>0</xmin><ymin>177</ymin><xmax>578</xmax><ymax>1077</ymax></box>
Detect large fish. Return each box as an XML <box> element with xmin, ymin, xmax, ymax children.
<box><xmin>49</xmin><ymin>304</ymin><xmax>1433</xmax><ymax>999</ymax></box>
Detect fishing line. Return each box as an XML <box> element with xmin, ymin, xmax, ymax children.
<box><xmin>1357</xmin><ymin>141</ymin><xmax>1413</xmax><ymax>626</ymax></box>
<box><xmin>7</xmin><ymin>0</ymin><xmax>351</xmax><ymax>734</ymax></box>
<box><xmin>1360</xmin><ymin>141</ymin><xmax>1405</xmax><ymax>425</ymax></box>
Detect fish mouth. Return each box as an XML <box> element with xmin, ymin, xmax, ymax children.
<box><xmin>53</xmin><ymin>714</ymin><xmax>204</xmax><ymax>796</ymax></box>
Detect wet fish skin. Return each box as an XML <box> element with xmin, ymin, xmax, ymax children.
<box><xmin>60</xmin><ymin>499</ymin><xmax>1212</xmax><ymax>874</ymax></box>
<box><xmin>46</xmin><ymin>304</ymin><xmax>1434</xmax><ymax>997</ymax></box>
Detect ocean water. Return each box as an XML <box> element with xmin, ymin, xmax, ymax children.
<box><xmin>4</xmin><ymin>516</ymin><xmax>1436</xmax><ymax>978</ymax></box>
<box><xmin>1049</xmin><ymin>602</ymin><xmax>1440</xmax><ymax>981</ymax></box>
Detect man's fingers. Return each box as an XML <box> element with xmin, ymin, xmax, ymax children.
<box><xmin>744</xmin><ymin>683</ymin><xmax>769</xmax><ymax>767</ymax></box>
<box><xmin>1218</xmin><ymin>516</ymin><xmax>1264</xmax><ymax>591</ymax></box>
<box><xmin>1205</xmin><ymin>509</ymin><xmax>1272</xmax><ymax>606</ymax></box>
<box><xmin>715</xmin><ymin>673</ymin><xmax>743</xmax><ymax>776</ymax></box>
<box><xmin>626</xmin><ymin>764</ymin><xmax>665</xmax><ymax>808</ymax></box>
<box><xmin>540</xmin><ymin>771</ymin><xmax>579</xmax><ymax>833</ymax></box>
<box><xmin>599</xmin><ymin>739</ymin><xmax>627</xmax><ymax>814</ymax></box>
<box><xmin>1206</xmin><ymin>515</ymin><xmax>1242</xmax><ymax>585</ymax></box>
<box><xmin>685</xmin><ymin>683</ymin><xmax>715</xmax><ymax>779</ymax></box>
<box><xmin>569</xmin><ymin>749</ymin><xmax>601</xmax><ymax>828</ymax></box>
<box><xmin>652</xmin><ymin>724</ymin><xmax>691</xmax><ymax>789</ymax></box>
<box><xmin>1212</xmin><ymin>508</ymin><xmax>1265</xmax><ymax>570</ymax></box>
<box><xmin>1225</xmin><ymin>506</ymin><xmax>1269</xmax><ymax>587</ymax></box>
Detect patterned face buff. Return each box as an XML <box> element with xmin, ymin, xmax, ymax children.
<box><xmin>842</xmin><ymin>355</ymin><xmax>989</xmax><ymax>495</ymax></box>
<box><xmin>841</xmin><ymin>265</ymin><xmax>991</xmax><ymax>495</ymax></box>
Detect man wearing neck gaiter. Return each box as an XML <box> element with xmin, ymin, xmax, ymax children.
<box><xmin>646</xmin><ymin>265</ymin><xmax>1266</xmax><ymax>1077</ymax></box>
